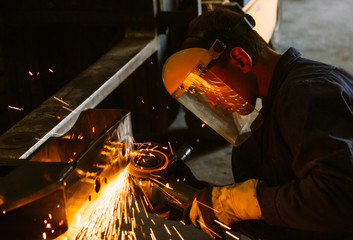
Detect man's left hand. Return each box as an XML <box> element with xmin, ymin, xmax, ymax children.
<box><xmin>184</xmin><ymin>187</ymin><xmax>226</xmax><ymax>239</ymax></box>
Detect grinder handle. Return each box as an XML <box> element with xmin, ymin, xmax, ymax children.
<box><xmin>176</xmin><ymin>144</ymin><xmax>193</xmax><ymax>162</ymax></box>
<box><xmin>150</xmin><ymin>176</ymin><xmax>198</xmax><ymax>212</ymax></box>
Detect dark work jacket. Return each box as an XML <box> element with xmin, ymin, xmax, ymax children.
<box><xmin>231</xmin><ymin>48</ymin><xmax>353</xmax><ymax>240</ymax></box>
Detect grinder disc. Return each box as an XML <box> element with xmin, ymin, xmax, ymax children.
<box><xmin>127</xmin><ymin>148</ymin><xmax>171</xmax><ymax>179</ymax></box>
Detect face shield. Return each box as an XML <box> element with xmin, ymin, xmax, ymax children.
<box><xmin>162</xmin><ymin>40</ymin><xmax>263</xmax><ymax>146</ymax></box>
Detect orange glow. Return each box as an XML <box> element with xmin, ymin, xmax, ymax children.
<box><xmin>54</xmin><ymin>142</ymin><xmax>194</xmax><ymax>240</ymax></box>
<box><xmin>58</xmin><ymin>168</ymin><xmax>132</xmax><ymax>239</ymax></box>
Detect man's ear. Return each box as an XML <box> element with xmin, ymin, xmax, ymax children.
<box><xmin>229</xmin><ymin>47</ymin><xmax>253</xmax><ymax>73</ymax></box>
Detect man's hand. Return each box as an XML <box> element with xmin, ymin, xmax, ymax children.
<box><xmin>212</xmin><ymin>179</ymin><xmax>262</xmax><ymax>225</ymax></box>
<box><xmin>184</xmin><ymin>179</ymin><xmax>263</xmax><ymax>239</ymax></box>
<box><xmin>184</xmin><ymin>187</ymin><xmax>225</xmax><ymax>239</ymax></box>
<box><xmin>129</xmin><ymin>159</ymin><xmax>209</xmax><ymax>221</ymax></box>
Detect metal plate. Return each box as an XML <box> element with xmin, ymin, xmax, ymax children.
<box><xmin>0</xmin><ymin>132</ymin><xmax>40</xmax><ymax>149</ymax></box>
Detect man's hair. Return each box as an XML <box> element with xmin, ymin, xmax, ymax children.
<box><xmin>182</xmin><ymin>7</ymin><xmax>269</xmax><ymax>64</ymax></box>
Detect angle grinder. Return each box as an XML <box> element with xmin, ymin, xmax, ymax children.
<box><xmin>127</xmin><ymin>143</ymin><xmax>208</xmax><ymax>217</ymax></box>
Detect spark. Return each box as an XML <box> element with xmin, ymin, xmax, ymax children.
<box><xmin>226</xmin><ymin>231</ymin><xmax>240</xmax><ymax>240</ymax></box>
<box><xmin>163</xmin><ymin>224</ymin><xmax>171</xmax><ymax>235</ymax></box>
<box><xmin>8</xmin><ymin>105</ymin><xmax>24</xmax><ymax>111</ymax></box>
<box><xmin>172</xmin><ymin>225</ymin><xmax>184</xmax><ymax>240</ymax></box>
<box><xmin>49</xmin><ymin>68</ymin><xmax>54</xmax><ymax>73</ymax></box>
<box><xmin>154</xmin><ymin>185</ymin><xmax>182</xmax><ymax>206</ymax></box>
<box><xmin>45</xmin><ymin>113</ymin><xmax>65</xmax><ymax>119</ymax></box>
<box><xmin>214</xmin><ymin>219</ymin><xmax>231</xmax><ymax>230</ymax></box>
<box><xmin>150</xmin><ymin>228</ymin><xmax>157</xmax><ymax>240</ymax></box>
<box><xmin>62</xmin><ymin>106</ymin><xmax>76</xmax><ymax>113</ymax></box>
<box><xmin>134</xmin><ymin>198</ymin><xmax>140</xmax><ymax>214</ymax></box>
<box><xmin>59</xmin><ymin>142</ymin><xmax>195</xmax><ymax>239</ymax></box>
<box><xmin>197</xmin><ymin>220</ymin><xmax>223</xmax><ymax>239</ymax></box>
<box><xmin>197</xmin><ymin>200</ymin><xmax>219</xmax><ymax>213</ymax></box>
<box><xmin>74</xmin><ymin>168</ymin><xmax>131</xmax><ymax>239</ymax></box>
<box><xmin>168</xmin><ymin>142</ymin><xmax>173</xmax><ymax>155</ymax></box>
<box><xmin>29</xmin><ymin>71</ymin><xmax>34</xmax><ymax>76</ymax></box>
<box><xmin>201</xmin><ymin>123</ymin><xmax>206</xmax><ymax>128</ymax></box>
<box><xmin>53</xmin><ymin>96</ymin><xmax>70</xmax><ymax>106</ymax></box>
<box><xmin>140</xmin><ymin>196</ymin><xmax>150</xmax><ymax>218</ymax></box>
<box><xmin>150</xmin><ymin>178</ymin><xmax>173</xmax><ymax>190</ymax></box>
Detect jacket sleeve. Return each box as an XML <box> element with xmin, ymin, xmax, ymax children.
<box><xmin>257</xmin><ymin>71</ymin><xmax>353</xmax><ymax>232</ymax></box>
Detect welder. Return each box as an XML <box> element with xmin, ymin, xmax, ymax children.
<box><xmin>160</xmin><ymin>7</ymin><xmax>353</xmax><ymax>240</ymax></box>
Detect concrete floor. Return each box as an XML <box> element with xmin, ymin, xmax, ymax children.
<box><xmin>145</xmin><ymin>0</ymin><xmax>353</xmax><ymax>239</ymax></box>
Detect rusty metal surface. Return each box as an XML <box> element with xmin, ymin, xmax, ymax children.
<box><xmin>0</xmin><ymin>109</ymin><xmax>133</xmax><ymax>239</ymax></box>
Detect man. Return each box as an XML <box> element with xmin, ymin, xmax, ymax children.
<box><xmin>161</xmin><ymin>7</ymin><xmax>353</xmax><ymax>240</ymax></box>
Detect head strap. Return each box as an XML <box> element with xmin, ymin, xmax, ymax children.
<box><xmin>187</xmin><ymin>13</ymin><xmax>256</xmax><ymax>48</ymax></box>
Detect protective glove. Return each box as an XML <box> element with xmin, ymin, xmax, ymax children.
<box><xmin>212</xmin><ymin>179</ymin><xmax>262</xmax><ymax>225</ymax></box>
<box><xmin>184</xmin><ymin>179</ymin><xmax>262</xmax><ymax>239</ymax></box>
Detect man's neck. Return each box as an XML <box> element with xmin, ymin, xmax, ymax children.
<box><xmin>253</xmin><ymin>49</ymin><xmax>282</xmax><ymax>97</ymax></box>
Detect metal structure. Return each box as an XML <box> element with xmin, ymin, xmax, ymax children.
<box><xmin>0</xmin><ymin>0</ymin><xmax>201</xmax><ymax>160</ymax></box>
<box><xmin>0</xmin><ymin>109</ymin><xmax>133</xmax><ymax>239</ymax></box>
<box><xmin>0</xmin><ymin>1</ymin><xmax>201</xmax><ymax>239</ymax></box>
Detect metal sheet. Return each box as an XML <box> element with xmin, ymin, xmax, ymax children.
<box><xmin>0</xmin><ymin>109</ymin><xmax>134</xmax><ymax>239</ymax></box>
